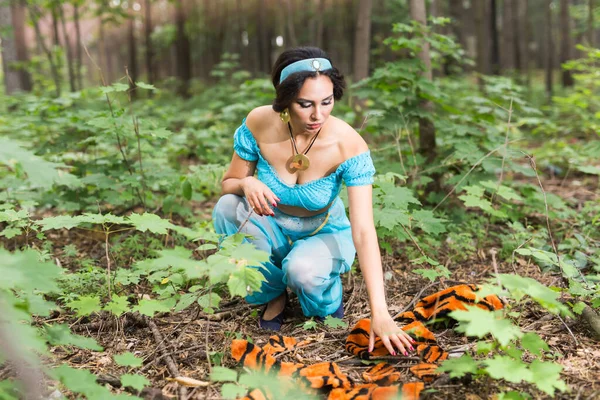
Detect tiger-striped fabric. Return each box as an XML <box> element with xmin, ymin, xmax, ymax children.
<box><xmin>232</xmin><ymin>284</ymin><xmax>504</xmax><ymax>400</ymax></box>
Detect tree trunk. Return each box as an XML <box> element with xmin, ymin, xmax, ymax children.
<box><xmin>283</xmin><ymin>0</ymin><xmax>298</xmax><ymax>47</ymax></box>
<box><xmin>501</xmin><ymin>0</ymin><xmax>515</xmax><ymax>70</ymax></box>
<box><xmin>29</xmin><ymin>6</ymin><xmax>61</xmax><ymax>96</ymax></box>
<box><xmin>73</xmin><ymin>3</ymin><xmax>83</xmax><ymax>90</ymax></box>
<box><xmin>1</xmin><ymin>1</ymin><xmax>32</xmax><ymax>93</ymax></box>
<box><xmin>516</xmin><ymin>0</ymin><xmax>529</xmax><ymax>79</ymax></box>
<box><xmin>449</xmin><ymin>0</ymin><xmax>467</xmax><ymax>50</ymax></box>
<box><xmin>314</xmin><ymin>0</ymin><xmax>325</xmax><ymax>48</ymax></box>
<box><xmin>490</xmin><ymin>0</ymin><xmax>501</xmax><ymax>75</ymax></box>
<box><xmin>236</xmin><ymin>0</ymin><xmax>249</xmax><ymax>68</ymax></box>
<box><xmin>474</xmin><ymin>0</ymin><xmax>489</xmax><ymax>85</ymax></box>
<box><xmin>128</xmin><ymin>12</ymin><xmax>138</xmax><ymax>96</ymax></box>
<box><xmin>409</xmin><ymin>0</ymin><xmax>436</xmax><ymax>163</ymax></box>
<box><xmin>0</xmin><ymin>1</ymin><xmax>20</xmax><ymax>94</ymax></box>
<box><xmin>257</xmin><ymin>0</ymin><xmax>269</xmax><ymax>74</ymax></box>
<box><xmin>545</xmin><ymin>0</ymin><xmax>554</xmax><ymax>100</ymax></box>
<box><xmin>144</xmin><ymin>0</ymin><xmax>154</xmax><ymax>84</ymax></box>
<box><xmin>588</xmin><ymin>0</ymin><xmax>595</xmax><ymax>46</ymax></box>
<box><xmin>560</xmin><ymin>0</ymin><xmax>575</xmax><ymax>87</ymax></box>
<box><xmin>51</xmin><ymin>3</ymin><xmax>60</xmax><ymax>47</ymax></box>
<box><xmin>98</xmin><ymin>17</ymin><xmax>107</xmax><ymax>82</ymax></box>
<box><xmin>353</xmin><ymin>0</ymin><xmax>372</xmax><ymax>81</ymax></box>
<box><xmin>58</xmin><ymin>3</ymin><xmax>76</xmax><ymax>92</ymax></box>
<box><xmin>175</xmin><ymin>0</ymin><xmax>191</xmax><ymax>96</ymax></box>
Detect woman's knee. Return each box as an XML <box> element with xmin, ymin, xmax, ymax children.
<box><xmin>213</xmin><ymin>194</ymin><xmax>245</xmax><ymax>222</ymax></box>
<box><xmin>284</xmin><ymin>258</ymin><xmax>323</xmax><ymax>293</ymax></box>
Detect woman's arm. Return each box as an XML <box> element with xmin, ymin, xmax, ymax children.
<box><xmin>347</xmin><ymin>184</ymin><xmax>415</xmax><ymax>356</ymax></box>
<box><xmin>221</xmin><ymin>153</ymin><xmax>257</xmax><ymax>196</ymax></box>
<box><xmin>221</xmin><ymin>154</ymin><xmax>279</xmax><ymax>216</ymax></box>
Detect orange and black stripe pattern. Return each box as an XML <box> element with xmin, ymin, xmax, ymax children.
<box><xmin>231</xmin><ymin>284</ymin><xmax>504</xmax><ymax>400</ymax></box>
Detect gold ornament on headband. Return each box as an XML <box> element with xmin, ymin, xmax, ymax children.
<box><xmin>279</xmin><ymin>108</ymin><xmax>290</xmax><ymax>123</ymax></box>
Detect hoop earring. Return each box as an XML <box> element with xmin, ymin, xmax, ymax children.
<box><xmin>279</xmin><ymin>108</ymin><xmax>290</xmax><ymax>123</ymax></box>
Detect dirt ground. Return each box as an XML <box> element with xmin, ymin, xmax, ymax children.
<box><xmin>3</xmin><ymin>177</ymin><xmax>599</xmax><ymax>400</ymax></box>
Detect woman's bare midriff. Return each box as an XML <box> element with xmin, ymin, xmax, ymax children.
<box><xmin>276</xmin><ymin>202</ymin><xmax>332</xmax><ymax>217</ymax></box>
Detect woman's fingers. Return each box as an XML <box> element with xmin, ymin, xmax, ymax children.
<box><xmin>257</xmin><ymin>194</ymin><xmax>274</xmax><ymax>216</ymax></box>
<box><xmin>368</xmin><ymin>328</ymin><xmax>375</xmax><ymax>353</ymax></box>
<box><xmin>380</xmin><ymin>335</ymin><xmax>396</xmax><ymax>356</ymax></box>
<box><xmin>266</xmin><ymin>192</ymin><xmax>279</xmax><ymax>209</ymax></box>
<box><xmin>389</xmin><ymin>334</ymin><xmax>408</xmax><ymax>356</ymax></box>
<box><xmin>249</xmin><ymin>194</ymin><xmax>264</xmax><ymax>216</ymax></box>
<box><xmin>399</xmin><ymin>331</ymin><xmax>416</xmax><ymax>347</ymax></box>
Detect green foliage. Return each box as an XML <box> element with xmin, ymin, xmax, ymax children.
<box><xmin>114</xmin><ymin>352</ymin><xmax>144</xmax><ymax>368</ymax></box>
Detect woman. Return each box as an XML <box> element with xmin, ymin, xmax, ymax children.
<box><xmin>213</xmin><ymin>47</ymin><xmax>415</xmax><ymax>356</ymax></box>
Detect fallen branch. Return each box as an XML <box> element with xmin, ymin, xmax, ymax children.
<box><xmin>581</xmin><ymin>306</ymin><xmax>600</xmax><ymax>341</ymax></box>
<box><xmin>146</xmin><ymin>317</ymin><xmax>189</xmax><ymax>400</ymax></box>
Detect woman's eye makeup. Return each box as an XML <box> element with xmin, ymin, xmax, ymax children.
<box><xmin>297</xmin><ymin>100</ymin><xmax>333</xmax><ymax>108</ymax></box>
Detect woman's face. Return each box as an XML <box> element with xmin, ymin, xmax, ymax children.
<box><xmin>288</xmin><ymin>75</ymin><xmax>334</xmax><ymax>134</ymax></box>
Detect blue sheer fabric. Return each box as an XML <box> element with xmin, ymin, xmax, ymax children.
<box><xmin>233</xmin><ymin>119</ymin><xmax>376</xmax><ymax>211</ymax></box>
<box><xmin>213</xmin><ymin>194</ymin><xmax>354</xmax><ymax>317</ymax></box>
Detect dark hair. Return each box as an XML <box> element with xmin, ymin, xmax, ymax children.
<box><xmin>271</xmin><ymin>47</ymin><xmax>346</xmax><ymax>112</ymax></box>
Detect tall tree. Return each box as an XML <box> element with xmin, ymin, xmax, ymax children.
<box><xmin>73</xmin><ymin>0</ymin><xmax>83</xmax><ymax>90</ymax></box>
<box><xmin>545</xmin><ymin>0</ymin><xmax>554</xmax><ymax>99</ymax></box>
<box><xmin>283</xmin><ymin>0</ymin><xmax>298</xmax><ymax>47</ymax></box>
<box><xmin>175</xmin><ymin>0</ymin><xmax>191</xmax><ymax>96</ymax></box>
<box><xmin>588</xmin><ymin>0</ymin><xmax>595</xmax><ymax>46</ymax></box>
<box><xmin>409</xmin><ymin>0</ymin><xmax>436</xmax><ymax>163</ymax></box>
<box><xmin>501</xmin><ymin>0</ymin><xmax>516</xmax><ymax>70</ymax></box>
<box><xmin>50</xmin><ymin>2</ymin><xmax>60</xmax><ymax>47</ymax></box>
<box><xmin>257</xmin><ymin>0</ymin><xmax>269</xmax><ymax>73</ymax></box>
<box><xmin>353</xmin><ymin>0</ymin><xmax>372</xmax><ymax>81</ymax></box>
<box><xmin>314</xmin><ymin>0</ymin><xmax>325</xmax><ymax>49</ymax></box>
<box><xmin>516</xmin><ymin>0</ymin><xmax>530</xmax><ymax>84</ymax></box>
<box><xmin>560</xmin><ymin>0</ymin><xmax>575</xmax><ymax>87</ymax></box>
<box><xmin>127</xmin><ymin>7</ymin><xmax>138</xmax><ymax>97</ymax></box>
<box><xmin>29</xmin><ymin>5</ymin><xmax>61</xmax><ymax>96</ymax></box>
<box><xmin>144</xmin><ymin>0</ymin><xmax>154</xmax><ymax>84</ymax></box>
<box><xmin>448</xmin><ymin>0</ymin><xmax>467</xmax><ymax>51</ymax></box>
<box><xmin>490</xmin><ymin>0</ymin><xmax>500</xmax><ymax>74</ymax></box>
<box><xmin>58</xmin><ymin>3</ymin><xmax>76</xmax><ymax>92</ymax></box>
<box><xmin>473</xmin><ymin>0</ymin><xmax>490</xmax><ymax>84</ymax></box>
<box><xmin>0</xmin><ymin>1</ymin><xmax>21</xmax><ymax>93</ymax></box>
<box><xmin>0</xmin><ymin>0</ymin><xmax>32</xmax><ymax>93</ymax></box>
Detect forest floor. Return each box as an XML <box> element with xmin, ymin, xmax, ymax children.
<box><xmin>14</xmin><ymin>176</ymin><xmax>600</xmax><ymax>400</ymax></box>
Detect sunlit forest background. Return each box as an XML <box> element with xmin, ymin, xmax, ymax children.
<box><xmin>1</xmin><ymin>0</ymin><xmax>599</xmax><ymax>399</ymax></box>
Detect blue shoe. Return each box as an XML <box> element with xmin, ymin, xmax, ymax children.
<box><xmin>259</xmin><ymin>292</ymin><xmax>287</xmax><ymax>331</ymax></box>
<box><xmin>331</xmin><ymin>300</ymin><xmax>344</xmax><ymax>319</ymax></box>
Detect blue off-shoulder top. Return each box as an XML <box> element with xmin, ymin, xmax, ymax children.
<box><xmin>233</xmin><ymin>119</ymin><xmax>376</xmax><ymax>211</ymax></box>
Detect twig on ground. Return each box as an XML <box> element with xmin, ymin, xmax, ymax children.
<box><xmin>140</xmin><ymin>345</ymin><xmax>208</xmax><ymax>374</ymax></box>
<box><xmin>489</xmin><ymin>248</ymin><xmax>502</xmax><ymax>288</ymax></box>
<box><xmin>146</xmin><ymin>317</ymin><xmax>188</xmax><ymax>400</ymax></box>
<box><xmin>400</xmin><ymin>223</ymin><xmax>427</xmax><ymax>259</ymax></box>
<box><xmin>491</xmin><ymin>98</ymin><xmax>513</xmax><ymax>205</ymax></box>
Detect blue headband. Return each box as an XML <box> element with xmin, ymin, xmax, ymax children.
<box><xmin>279</xmin><ymin>58</ymin><xmax>333</xmax><ymax>84</ymax></box>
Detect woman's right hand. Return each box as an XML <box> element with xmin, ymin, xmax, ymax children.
<box><xmin>241</xmin><ymin>177</ymin><xmax>280</xmax><ymax>216</ymax></box>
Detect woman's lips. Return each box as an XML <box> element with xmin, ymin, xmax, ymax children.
<box><xmin>307</xmin><ymin>123</ymin><xmax>321</xmax><ymax>130</ymax></box>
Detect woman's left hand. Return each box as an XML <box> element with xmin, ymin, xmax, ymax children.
<box><xmin>369</xmin><ymin>311</ymin><xmax>416</xmax><ymax>356</ymax></box>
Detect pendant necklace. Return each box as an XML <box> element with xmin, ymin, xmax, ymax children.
<box><xmin>287</xmin><ymin>122</ymin><xmax>322</xmax><ymax>171</ymax></box>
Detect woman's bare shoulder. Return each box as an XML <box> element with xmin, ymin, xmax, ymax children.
<box><xmin>246</xmin><ymin>106</ymin><xmax>277</xmax><ymax>139</ymax></box>
<box><xmin>329</xmin><ymin>116</ymin><xmax>369</xmax><ymax>160</ymax></box>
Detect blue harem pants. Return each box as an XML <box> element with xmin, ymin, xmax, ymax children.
<box><xmin>212</xmin><ymin>194</ymin><xmax>356</xmax><ymax>317</ymax></box>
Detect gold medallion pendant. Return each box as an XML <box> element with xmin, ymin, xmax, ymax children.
<box><xmin>290</xmin><ymin>154</ymin><xmax>310</xmax><ymax>171</ymax></box>
<box><xmin>286</xmin><ymin>121</ymin><xmax>322</xmax><ymax>172</ymax></box>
